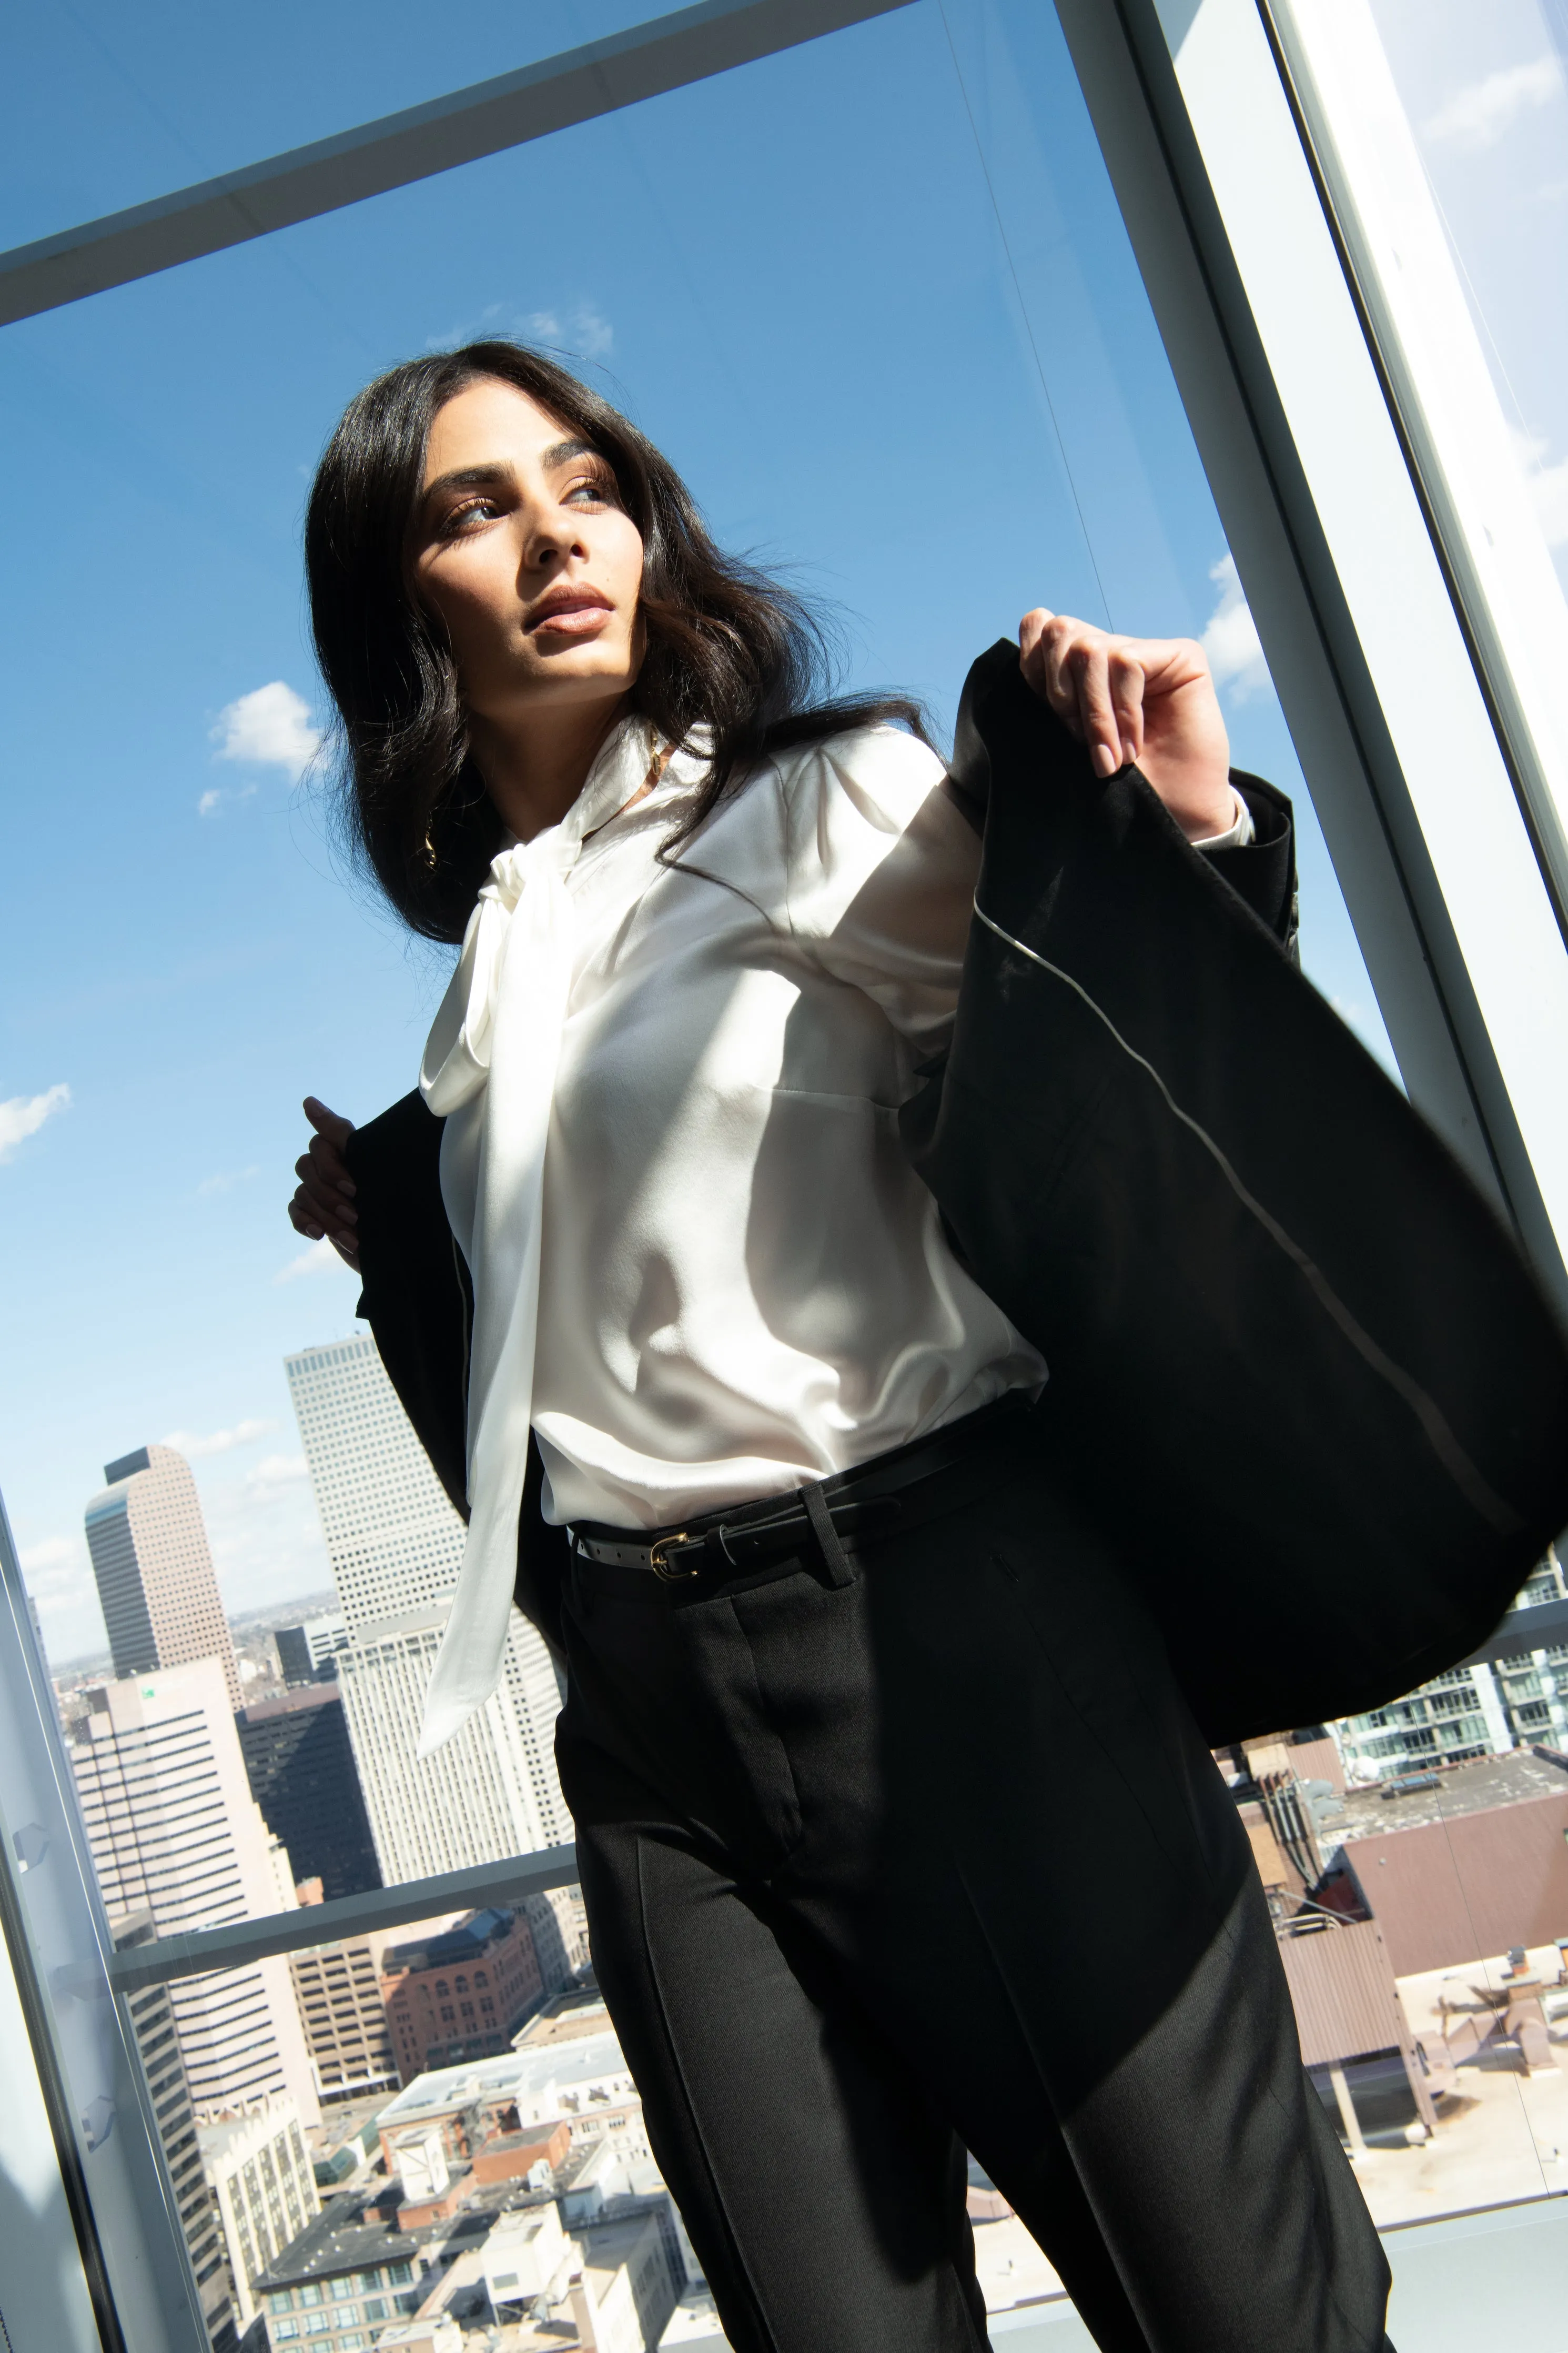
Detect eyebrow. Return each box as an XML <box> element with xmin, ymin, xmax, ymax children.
<box><xmin>420</xmin><ymin>439</ymin><xmax>600</xmax><ymax>508</ymax></box>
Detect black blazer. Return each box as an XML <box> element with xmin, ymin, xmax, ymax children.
<box><xmin>349</xmin><ymin>641</ymin><xmax>1568</xmax><ymax>1742</ymax></box>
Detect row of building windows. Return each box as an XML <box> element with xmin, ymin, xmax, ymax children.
<box><xmin>266</xmin><ymin>2261</ymin><xmax>412</xmax><ymax>2313</ymax></box>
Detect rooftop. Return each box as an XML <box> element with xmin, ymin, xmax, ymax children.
<box><xmin>514</xmin><ymin>1991</ymin><xmax>612</xmax><ymax>2050</ymax></box>
<box><xmin>375</xmin><ymin>2033</ymin><xmax>632</xmax><ymax>2134</ymax></box>
<box><xmin>252</xmin><ymin>2193</ymin><xmax>416</xmax><ymax>2290</ymax></box>
<box><xmin>1335</xmin><ymin>1748</ymin><xmax>1568</xmax><ymax>1842</ymax></box>
<box><xmin>236</xmin><ymin>1684</ymin><xmax>343</xmax><ymax>1725</ymax></box>
<box><xmin>383</xmin><ymin>1907</ymin><xmax>515</xmax><ymax>1975</ymax></box>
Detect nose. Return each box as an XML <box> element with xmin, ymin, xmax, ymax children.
<box><xmin>517</xmin><ymin>495</ymin><xmax>586</xmax><ymax>577</ymax></box>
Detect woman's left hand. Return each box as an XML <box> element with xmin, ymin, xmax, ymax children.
<box><xmin>1019</xmin><ymin>609</ymin><xmax>1237</xmax><ymax>843</ymax></box>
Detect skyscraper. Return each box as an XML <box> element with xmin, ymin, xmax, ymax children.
<box><xmin>284</xmin><ymin>1336</ymin><xmax>468</xmax><ymax>1631</ymax></box>
<box><xmin>84</xmin><ymin>1444</ymin><xmax>242</xmax><ymax>1709</ymax></box>
<box><xmin>70</xmin><ymin>1658</ymin><xmax>320</xmax><ymax>2126</ymax></box>
<box><xmin>288</xmin><ymin>1928</ymin><xmax>401</xmax><ymax>2105</ymax></box>
<box><xmin>336</xmin><ymin>1604</ymin><xmax>569</xmax><ymax>1882</ymax></box>
<box><xmin>285</xmin><ymin>1335</ymin><xmax>571</xmax><ymax>1877</ymax></box>
<box><xmin>237</xmin><ymin>1684</ymin><xmax>382</xmax><ymax>1902</ymax></box>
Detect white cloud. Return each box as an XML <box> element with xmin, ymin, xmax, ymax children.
<box><xmin>18</xmin><ymin>1536</ymin><xmax>93</xmax><ymax>1614</ymax></box>
<box><xmin>1423</xmin><ymin>56</ymin><xmax>1562</xmax><ymax>152</ymax></box>
<box><xmin>427</xmin><ymin>299</ymin><xmax>614</xmax><ymax>359</ymax></box>
<box><xmin>527</xmin><ymin>305</ymin><xmax>613</xmax><ymax>358</ymax></box>
<box><xmin>160</xmin><ymin>1418</ymin><xmax>276</xmax><ymax>1460</ymax></box>
<box><xmin>19</xmin><ymin>1537</ymin><xmax>72</xmax><ymax>1577</ymax></box>
<box><xmin>210</xmin><ymin>681</ymin><xmax>322</xmax><ymax>781</ymax></box>
<box><xmin>246</xmin><ymin>1452</ymin><xmax>309</xmax><ymax>1496</ymax></box>
<box><xmin>0</xmin><ymin>1082</ymin><xmax>70</xmax><ymax>1164</ymax></box>
<box><xmin>274</xmin><ymin>1235</ymin><xmax>354</xmax><ymax>1284</ymax></box>
<box><xmin>1510</xmin><ymin>424</ymin><xmax>1568</xmax><ymax>549</ymax></box>
<box><xmin>1201</xmin><ymin>555</ymin><xmax>1270</xmax><ymax>701</ymax></box>
<box><xmin>197</xmin><ymin>1165</ymin><xmax>259</xmax><ymax>1198</ymax></box>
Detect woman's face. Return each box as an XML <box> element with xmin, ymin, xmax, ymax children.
<box><xmin>410</xmin><ymin>378</ymin><xmax>645</xmax><ymax>732</ymax></box>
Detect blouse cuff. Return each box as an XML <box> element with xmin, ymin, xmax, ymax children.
<box><xmin>1190</xmin><ymin>787</ymin><xmax>1255</xmax><ymax>853</ymax></box>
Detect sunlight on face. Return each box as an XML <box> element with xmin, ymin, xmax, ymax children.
<box><xmin>411</xmin><ymin>378</ymin><xmax>645</xmax><ymax>729</ymax></box>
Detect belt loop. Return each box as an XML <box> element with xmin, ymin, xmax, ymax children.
<box><xmin>803</xmin><ymin>1483</ymin><xmax>855</xmax><ymax>1589</ymax></box>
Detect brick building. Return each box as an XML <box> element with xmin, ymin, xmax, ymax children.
<box><xmin>381</xmin><ymin>1907</ymin><xmax>544</xmax><ymax>2084</ymax></box>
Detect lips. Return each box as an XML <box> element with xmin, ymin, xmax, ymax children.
<box><xmin>527</xmin><ymin>588</ymin><xmax>613</xmax><ymax>635</ymax></box>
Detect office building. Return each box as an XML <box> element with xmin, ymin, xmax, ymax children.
<box><xmin>288</xmin><ymin>1931</ymin><xmax>401</xmax><ymax>2106</ymax></box>
<box><xmin>380</xmin><ymin>1907</ymin><xmax>544</xmax><ymax>2085</ymax></box>
<box><xmin>237</xmin><ymin>1685</ymin><xmax>381</xmax><ymax>1902</ymax></box>
<box><xmin>114</xmin><ymin>1911</ymin><xmax>239</xmax><ymax>2352</ymax></box>
<box><xmin>284</xmin><ymin>1336</ymin><xmax>470</xmax><ymax>1633</ymax></box>
<box><xmin>275</xmin><ymin>1613</ymin><xmax>351</xmax><ymax>1686</ymax></box>
<box><xmin>376</xmin><ymin>2014</ymin><xmax>651</xmax><ymax>2177</ymax></box>
<box><xmin>285</xmin><ymin>1334</ymin><xmax>571</xmax><ymax>1869</ymax></box>
<box><xmin>336</xmin><ymin>1605</ymin><xmax>570</xmax><ymax>1884</ymax></box>
<box><xmin>522</xmin><ymin>1886</ymin><xmax>591</xmax><ymax>1995</ymax></box>
<box><xmin>84</xmin><ymin>1444</ymin><xmax>242</xmax><ymax>1708</ymax></box>
<box><xmin>253</xmin><ymin>2197</ymin><xmax>420</xmax><ymax>2352</ymax></box>
<box><xmin>70</xmin><ymin>1658</ymin><xmax>320</xmax><ymax>2125</ymax></box>
<box><xmin>199</xmin><ymin>2093</ymin><xmax>320</xmax><ymax>2332</ymax></box>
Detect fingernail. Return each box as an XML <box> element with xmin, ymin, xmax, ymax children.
<box><xmin>337</xmin><ymin>1180</ymin><xmax>356</xmax><ymax>1197</ymax></box>
<box><xmin>1093</xmin><ymin>743</ymin><xmax>1117</xmax><ymax>779</ymax></box>
<box><xmin>338</xmin><ymin>1206</ymin><xmax>358</xmax><ymax>1226</ymax></box>
<box><xmin>1122</xmin><ymin>740</ymin><xmax>1137</xmax><ymax>768</ymax></box>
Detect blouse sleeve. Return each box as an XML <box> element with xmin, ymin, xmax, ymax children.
<box><xmin>781</xmin><ymin>726</ymin><xmax>980</xmax><ymax>1058</ymax></box>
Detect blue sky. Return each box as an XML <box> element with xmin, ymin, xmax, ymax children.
<box><xmin>0</xmin><ymin>0</ymin><xmax>1394</xmax><ymax>1666</ymax></box>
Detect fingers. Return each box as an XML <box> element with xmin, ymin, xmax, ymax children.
<box><xmin>1109</xmin><ymin>647</ymin><xmax>1146</xmax><ymax>769</ymax></box>
<box><xmin>304</xmin><ymin>1095</ymin><xmax>355</xmax><ymax>1150</ymax></box>
<box><xmin>289</xmin><ymin>1095</ymin><xmax>359</xmax><ymax>1256</ymax></box>
<box><xmin>1071</xmin><ymin>643</ymin><xmax>1125</xmax><ymax>780</ymax></box>
<box><xmin>1019</xmin><ymin>611</ymin><xmax>1130</xmax><ymax>777</ymax></box>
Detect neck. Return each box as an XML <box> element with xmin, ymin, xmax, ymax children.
<box><xmin>470</xmin><ymin>693</ymin><xmax>632</xmax><ymax>843</ymax></box>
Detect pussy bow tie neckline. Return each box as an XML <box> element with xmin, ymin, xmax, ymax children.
<box><xmin>414</xmin><ymin>717</ymin><xmax>665</xmax><ymax>1752</ymax></box>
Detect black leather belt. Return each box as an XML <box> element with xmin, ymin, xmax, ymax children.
<box><xmin>568</xmin><ymin>1390</ymin><xmax>1035</xmax><ymax>1585</ymax></box>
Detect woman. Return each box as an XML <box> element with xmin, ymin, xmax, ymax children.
<box><xmin>288</xmin><ymin>341</ymin><xmax>1390</xmax><ymax>2352</ymax></box>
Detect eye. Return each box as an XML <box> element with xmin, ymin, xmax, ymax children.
<box><xmin>564</xmin><ymin>466</ymin><xmax>618</xmax><ymax>508</ymax></box>
<box><xmin>436</xmin><ymin>496</ymin><xmax>502</xmax><ymax>538</ymax></box>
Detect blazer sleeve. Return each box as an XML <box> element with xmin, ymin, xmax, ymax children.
<box><xmin>1207</xmin><ymin>773</ymin><xmax>1298</xmax><ymax>959</ymax></box>
<box><xmin>900</xmin><ymin>639</ymin><xmax>1568</xmax><ymax>1745</ymax></box>
<box><xmin>345</xmin><ymin>1090</ymin><xmax>572</xmax><ymax>1658</ymax></box>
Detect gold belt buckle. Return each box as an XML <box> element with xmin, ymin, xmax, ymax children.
<box><xmin>648</xmin><ymin>1530</ymin><xmax>704</xmax><ymax>1581</ymax></box>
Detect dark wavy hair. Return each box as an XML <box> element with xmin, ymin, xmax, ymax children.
<box><xmin>305</xmin><ymin>341</ymin><xmax>929</xmax><ymax>943</ymax></box>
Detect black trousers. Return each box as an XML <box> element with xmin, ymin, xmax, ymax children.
<box><xmin>554</xmin><ymin>1425</ymin><xmax>1393</xmax><ymax>2352</ymax></box>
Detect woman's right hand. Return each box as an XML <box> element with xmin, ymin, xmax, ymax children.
<box><xmin>288</xmin><ymin>1097</ymin><xmax>360</xmax><ymax>1270</ymax></box>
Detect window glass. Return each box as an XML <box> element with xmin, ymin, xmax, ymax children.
<box><xmin>1213</xmin><ymin>0</ymin><xmax>1568</xmax><ymax>2230</ymax></box>
<box><xmin>1264</xmin><ymin>0</ymin><xmax>1568</xmax><ymax>916</ymax></box>
<box><xmin>6</xmin><ymin>0</ymin><xmax>1555</xmax><ymax>2336</ymax></box>
<box><xmin>0</xmin><ymin>0</ymin><xmax>1391</xmax><ymax>1732</ymax></box>
<box><xmin>1367</xmin><ymin>0</ymin><xmax>1568</xmax><ymax>607</ymax></box>
<box><xmin>1</xmin><ymin>0</ymin><xmax>663</xmax><ymax>248</ymax></box>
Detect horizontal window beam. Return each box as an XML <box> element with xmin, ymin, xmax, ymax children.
<box><xmin>107</xmin><ymin>1843</ymin><xmax>579</xmax><ymax>1988</ymax></box>
<box><xmin>0</xmin><ymin>0</ymin><xmax>913</xmax><ymax>326</ymax></box>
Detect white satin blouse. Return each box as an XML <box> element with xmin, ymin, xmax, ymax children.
<box><xmin>418</xmin><ymin>709</ymin><xmax>1250</xmax><ymax>1745</ymax></box>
